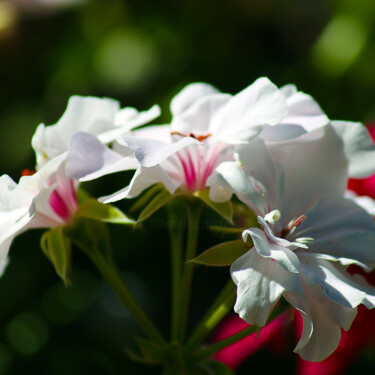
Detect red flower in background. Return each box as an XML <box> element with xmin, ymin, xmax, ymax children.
<box><xmin>214</xmin><ymin>124</ymin><xmax>375</xmax><ymax>374</ymax></box>
<box><xmin>347</xmin><ymin>124</ymin><xmax>375</xmax><ymax>199</ymax></box>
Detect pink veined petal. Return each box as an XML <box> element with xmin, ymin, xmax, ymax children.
<box><xmin>49</xmin><ymin>189</ymin><xmax>70</xmax><ymax>220</ymax></box>
<box><xmin>201</xmin><ymin>142</ymin><xmax>222</xmax><ymax>187</ymax></box>
<box><xmin>185</xmin><ymin>148</ymin><xmax>197</xmax><ymax>191</ymax></box>
<box><xmin>177</xmin><ymin>152</ymin><xmax>194</xmax><ymax>191</ymax></box>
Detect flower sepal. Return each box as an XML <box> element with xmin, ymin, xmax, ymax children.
<box><xmin>125</xmin><ymin>337</ymin><xmax>184</xmax><ymax>368</ymax></box>
<box><xmin>194</xmin><ymin>190</ymin><xmax>233</xmax><ymax>224</ymax></box>
<box><xmin>189</xmin><ymin>240</ymin><xmax>250</xmax><ymax>267</ymax></box>
<box><xmin>136</xmin><ymin>188</ymin><xmax>182</xmax><ymax>224</ymax></box>
<box><xmin>196</xmin><ymin>360</ymin><xmax>235</xmax><ymax>375</ymax></box>
<box><xmin>64</xmin><ymin>217</ymin><xmax>112</xmax><ymax>263</ymax></box>
<box><xmin>40</xmin><ymin>226</ymin><xmax>72</xmax><ymax>286</ymax></box>
<box><xmin>74</xmin><ymin>198</ymin><xmax>135</xmax><ymax>225</ymax></box>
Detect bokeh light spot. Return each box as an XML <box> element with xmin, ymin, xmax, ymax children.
<box><xmin>6</xmin><ymin>313</ymin><xmax>49</xmax><ymax>355</ymax></box>
<box><xmin>95</xmin><ymin>28</ymin><xmax>159</xmax><ymax>92</ymax></box>
<box><xmin>311</xmin><ymin>14</ymin><xmax>368</xmax><ymax>77</ymax></box>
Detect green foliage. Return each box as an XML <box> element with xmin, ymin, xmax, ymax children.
<box><xmin>194</xmin><ymin>190</ymin><xmax>233</xmax><ymax>224</ymax></box>
<box><xmin>137</xmin><ymin>189</ymin><xmax>182</xmax><ymax>223</ymax></box>
<box><xmin>75</xmin><ymin>198</ymin><xmax>135</xmax><ymax>224</ymax></box>
<box><xmin>189</xmin><ymin>239</ymin><xmax>249</xmax><ymax>266</ymax></box>
<box><xmin>40</xmin><ymin>227</ymin><xmax>72</xmax><ymax>286</ymax></box>
<box><xmin>65</xmin><ymin>218</ymin><xmax>112</xmax><ymax>262</ymax></box>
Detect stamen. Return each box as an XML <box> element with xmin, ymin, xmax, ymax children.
<box><xmin>264</xmin><ymin>210</ymin><xmax>281</xmax><ymax>224</ymax></box>
<box><xmin>288</xmin><ymin>215</ymin><xmax>306</xmax><ymax>230</ymax></box>
<box><xmin>170</xmin><ymin>131</ymin><xmax>212</xmax><ymax>142</ymax></box>
<box><xmin>280</xmin><ymin>214</ymin><xmax>307</xmax><ymax>238</ymax></box>
<box><xmin>21</xmin><ymin>169</ymin><xmax>36</xmax><ymax>176</ymax></box>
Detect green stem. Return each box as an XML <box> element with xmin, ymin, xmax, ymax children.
<box><xmin>85</xmin><ymin>248</ymin><xmax>165</xmax><ymax>345</ymax></box>
<box><xmin>192</xmin><ymin>325</ymin><xmax>257</xmax><ymax>362</ymax></box>
<box><xmin>191</xmin><ymin>302</ymin><xmax>290</xmax><ymax>362</ymax></box>
<box><xmin>168</xmin><ymin>210</ymin><xmax>184</xmax><ymax>340</ymax></box>
<box><xmin>178</xmin><ymin>201</ymin><xmax>202</xmax><ymax>341</ymax></box>
<box><xmin>184</xmin><ymin>279</ymin><xmax>236</xmax><ymax>352</ymax></box>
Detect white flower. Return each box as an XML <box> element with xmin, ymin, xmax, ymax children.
<box><xmin>1</xmin><ymin>95</ymin><xmax>159</xmax><ymax>270</ymax></box>
<box><xmin>209</xmin><ymin>126</ymin><xmax>375</xmax><ymax>361</ymax></box>
<box><xmin>265</xmin><ymin>84</ymin><xmax>375</xmax><ymax>178</ymax></box>
<box><xmin>0</xmin><ymin>156</ymin><xmax>77</xmax><ymax>269</ymax></box>
<box><xmin>32</xmin><ymin>95</ymin><xmax>160</xmax><ymax>168</ymax></box>
<box><xmin>345</xmin><ymin>190</ymin><xmax>375</xmax><ymax>216</ymax></box>
<box><xmin>66</xmin><ymin>77</ymin><xmax>292</xmax><ymax>202</ymax></box>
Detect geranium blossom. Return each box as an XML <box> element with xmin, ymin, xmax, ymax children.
<box><xmin>0</xmin><ymin>95</ymin><xmax>159</xmax><ymax>272</ymax></box>
<box><xmin>32</xmin><ymin>95</ymin><xmax>160</xmax><ymax>168</ymax></box>
<box><xmin>67</xmin><ymin>78</ymin><xmax>324</xmax><ymax>202</ymax></box>
<box><xmin>66</xmin><ymin>79</ymin><xmax>375</xmax><ymax>207</ymax></box>
<box><xmin>0</xmin><ymin>156</ymin><xmax>72</xmax><ymax>270</ymax></box>
<box><xmin>208</xmin><ymin>126</ymin><xmax>375</xmax><ymax>361</ymax></box>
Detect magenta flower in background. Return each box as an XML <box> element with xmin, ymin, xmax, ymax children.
<box><xmin>212</xmin><ymin>312</ymin><xmax>292</xmax><ymax>371</ymax></box>
<box><xmin>348</xmin><ymin>124</ymin><xmax>375</xmax><ymax>199</ymax></box>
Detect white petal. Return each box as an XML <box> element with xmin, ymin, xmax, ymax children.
<box><xmin>345</xmin><ymin>190</ymin><xmax>375</xmax><ymax>216</ymax></box>
<box><xmin>281</xmin><ymin>85</ymin><xmax>329</xmax><ymax>130</ymax></box>
<box><xmin>242</xmin><ymin>227</ymin><xmax>300</xmax><ymax>273</ymax></box>
<box><xmin>285</xmin><ymin>284</ymin><xmax>357</xmax><ymax>362</ymax></box>
<box><xmin>100</xmin><ymin>165</ymin><xmax>177</xmax><ymax>203</ymax></box>
<box><xmin>231</xmin><ymin>248</ymin><xmax>303</xmax><ymax>326</ymax></box>
<box><xmin>0</xmin><ymin>257</ymin><xmax>9</xmax><ymax>277</ymax></box>
<box><xmin>32</xmin><ymin>96</ymin><xmax>120</xmax><ymax>166</ymax></box>
<box><xmin>119</xmin><ymin>135</ymin><xmax>200</xmax><ymax>167</ymax></box>
<box><xmin>258</xmin><ymin>216</ymin><xmax>307</xmax><ymax>250</ymax></box>
<box><xmin>98</xmin><ymin>105</ymin><xmax>161</xmax><ymax>144</ymax></box>
<box><xmin>234</xmin><ymin>137</ymin><xmax>277</xmax><ymax>203</ymax></box>
<box><xmin>170</xmin><ymin>82</ymin><xmax>219</xmax><ymax>115</ymax></box>
<box><xmin>294</xmin><ymin>197</ymin><xmax>375</xmax><ymax>270</ymax></box>
<box><xmin>207</xmin><ymin>183</ymin><xmax>233</xmax><ymax>203</ymax></box>
<box><xmin>171</xmin><ymin>94</ymin><xmax>231</xmax><ymax>135</ymax></box>
<box><xmin>300</xmin><ymin>257</ymin><xmax>369</xmax><ymax>309</ymax></box>
<box><xmin>331</xmin><ymin>121</ymin><xmax>375</xmax><ymax>178</ymax></box>
<box><xmin>211</xmin><ymin>77</ymin><xmax>288</xmax><ymax>144</ymax></box>
<box><xmin>66</xmin><ymin>132</ymin><xmax>137</xmax><ymax>181</ymax></box>
<box><xmin>132</xmin><ymin>125</ymin><xmax>172</xmax><ymax>143</ymax></box>
<box><xmin>207</xmin><ymin>161</ymin><xmax>267</xmax><ymax>215</ymax></box>
<box><xmin>260</xmin><ymin>124</ymin><xmax>307</xmax><ymax>143</ymax></box>
<box><xmin>0</xmin><ymin>175</ymin><xmax>36</xmax><ymax>263</ymax></box>
<box><xmin>269</xmin><ymin>126</ymin><xmax>348</xmax><ymax>225</ymax></box>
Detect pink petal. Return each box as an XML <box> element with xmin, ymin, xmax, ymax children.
<box><xmin>213</xmin><ymin>312</ymin><xmax>290</xmax><ymax>370</ymax></box>
<box><xmin>348</xmin><ymin>124</ymin><xmax>375</xmax><ymax>198</ymax></box>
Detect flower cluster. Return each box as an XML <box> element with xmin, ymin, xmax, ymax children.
<box><xmin>1</xmin><ymin>78</ymin><xmax>375</xmax><ymax>365</ymax></box>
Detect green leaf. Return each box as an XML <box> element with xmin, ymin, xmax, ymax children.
<box><xmin>199</xmin><ymin>361</ymin><xmax>235</xmax><ymax>375</ymax></box>
<box><xmin>75</xmin><ymin>199</ymin><xmax>135</xmax><ymax>224</ymax></box>
<box><xmin>66</xmin><ymin>218</ymin><xmax>112</xmax><ymax>262</ymax></box>
<box><xmin>124</xmin><ymin>347</ymin><xmax>155</xmax><ymax>365</ymax></box>
<box><xmin>138</xmin><ymin>189</ymin><xmax>178</xmax><ymax>223</ymax></box>
<box><xmin>126</xmin><ymin>338</ymin><xmax>184</xmax><ymax>367</ymax></box>
<box><xmin>76</xmin><ymin>188</ymin><xmax>92</xmax><ymax>204</ymax></box>
<box><xmin>129</xmin><ymin>184</ymin><xmax>164</xmax><ymax>213</ymax></box>
<box><xmin>40</xmin><ymin>227</ymin><xmax>71</xmax><ymax>285</ymax></box>
<box><xmin>189</xmin><ymin>240</ymin><xmax>248</xmax><ymax>266</ymax></box>
<box><xmin>135</xmin><ymin>338</ymin><xmax>168</xmax><ymax>365</ymax></box>
<box><xmin>194</xmin><ymin>190</ymin><xmax>233</xmax><ymax>224</ymax></box>
<box><xmin>209</xmin><ymin>226</ymin><xmax>244</xmax><ymax>234</ymax></box>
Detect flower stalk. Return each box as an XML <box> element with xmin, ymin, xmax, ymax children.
<box><xmin>178</xmin><ymin>200</ymin><xmax>203</xmax><ymax>341</ymax></box>
<box><xmin>185</xmin><ymin>279</ymin><xmax>236</xmax><ymax>352</ymax></box>
<box><xmin>79</xmin><ymin>241</ymin><xmax>166</xmax><ymax>345</ymax></box>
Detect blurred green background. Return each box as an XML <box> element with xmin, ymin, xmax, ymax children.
<box><xmin>0</xmin><ymin>0</ymin><xmax>375</xmax><ymax>374</ymax></box>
